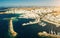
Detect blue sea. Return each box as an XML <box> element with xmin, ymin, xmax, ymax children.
<box><xmin>0</xmin><ymin>14</ymin><xmax>42</xmax><ymax>38</ymax></box>
<box><xmin>0</xmin><ymin>14</ymin><xmax>59</xmax><ymax>38</ymax></box>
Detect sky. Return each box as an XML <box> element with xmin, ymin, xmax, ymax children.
<box><xmin>0</xmin><ymin>0</ymin><xmax>60</xmax><ymax>7</ymax></box>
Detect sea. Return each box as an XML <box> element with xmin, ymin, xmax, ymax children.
<box><xmin>0</xmin><ymin>7</ymin><xmax>59</xmax><ymax>38</ymax></box>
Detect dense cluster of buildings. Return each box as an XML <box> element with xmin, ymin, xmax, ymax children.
<box><xmin>0</xmin><ymin>7</ymin><xmax>60</xmax><ymax>26</ymax></box>
<box><xmin>0</xmin><ymin>7</ymin><xmax>60</xmax><ymax>35</ymax></box>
